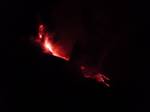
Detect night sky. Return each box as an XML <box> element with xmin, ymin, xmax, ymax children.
<box><xmin>0</xmin><ymin>0</ymin><xmax>131</xmax><ymax>112</ymax></box>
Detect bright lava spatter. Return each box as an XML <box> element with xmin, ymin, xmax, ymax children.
<box><xmin>35</xmin><ymin>24</ymin><xmax>110</xmax><ymax>87</ymax></box>
<box><xmin>36</xmin><ymin>24</ymin><xmax>69</xmax><ymax>61</ymax></box>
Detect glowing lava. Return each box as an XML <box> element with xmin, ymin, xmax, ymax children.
<box><xmin>35</xmin><ymin>24</ymin><xmax>110</xmax><ymax>87</ymax></box>
<box><xmin>80</xmin><ymin>65</ymin><xmax>110</xmax><ymax>87</ymax></box>
<box><xmin>36</xmin><ymin>24</ymin><xmax>69</xmax><ymax>61</ymax></box>
<box><xmin>43</xmin><ymin>36</ymin><xmax>53</xmax><ymax>53</ymax></box>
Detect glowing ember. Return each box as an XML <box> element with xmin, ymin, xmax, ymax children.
<box><xmin>36</xmin><ymin>24</ymin><xmax>69</xmax><ymax>61</ymax></box>
<box><xmin>80</xmin><ymin>65</ymin><xmax>110</xmax><ymax>87</ymax></box>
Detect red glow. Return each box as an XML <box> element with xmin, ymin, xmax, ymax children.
<box><xmin>80</xmin><ymin>65</ymin><xmax>110</xmax><ymax>87</ymax></box>
<box><xmin>38</xmin><ymin>24</ymin><xmax>45</xmax><ymax>39</ymax></box>
<box><xmin>36</xmin><ymin>24</ymin><xmax>69</xmax><ymax>61</ymax></box>
<box><xmin>43</xmin><ymin>36</ymin><xmax>53</xmax><ymax>53</ymax></box>
<box><xmin>34</xmin><ymin>24</ymin><xmax>110</xmax><ymax>87</ymax></box>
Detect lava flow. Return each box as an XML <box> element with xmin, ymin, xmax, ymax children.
<box><xmin>80</xmin><ymin>65</ymin><xmax>110</xmax><ymax>87</ymax></box>
<box><xmin>35</xmin><ymin>24</ymin><xmax>69</xmax><ymax>61</ymax></box>
<box><xmin>35</xmin><ymin>24</ymin><xmax>110</xmax><ymax>87</ymax></box>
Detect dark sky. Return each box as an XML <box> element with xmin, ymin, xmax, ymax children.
<box><xmin>1</xmin><ymin>0</ymin><xmax>129</xmax><ymax>79</ymax></box>
<box><xmin>0</xmin><ymin>0</ymin><xmax>131</xmax><ymax>112</ymax></box>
